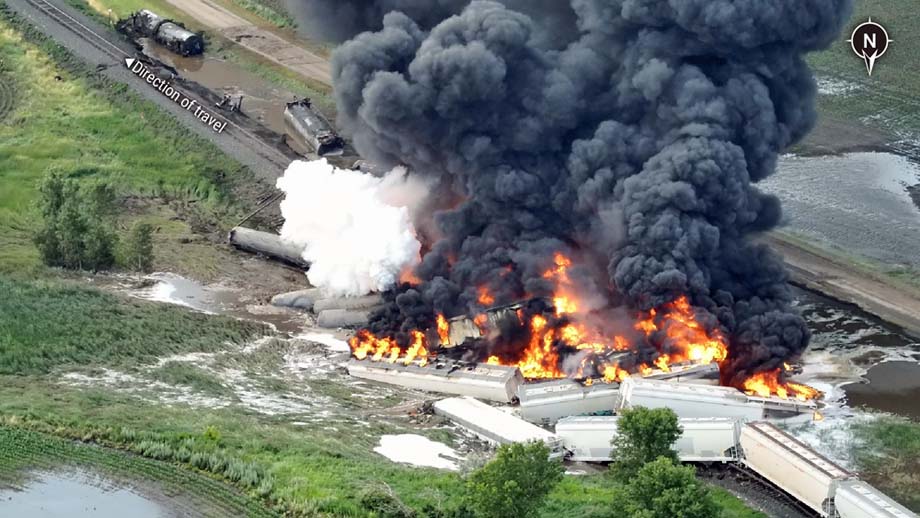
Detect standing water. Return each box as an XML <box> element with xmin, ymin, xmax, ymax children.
<box><xmin>0</xmin><ymin>471</ymin><xmax>169</xmax><ymax>518</ymax></box>
<box><xmin>763</xmin><ymin>152</ymin><xmax>920</xmax><ymax>267</ymax></box>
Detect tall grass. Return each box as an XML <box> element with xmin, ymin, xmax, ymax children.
<box><xmin>0</xmin><ymin>276</ymin><xmax>268</xmax><ymax>374</ymax></box>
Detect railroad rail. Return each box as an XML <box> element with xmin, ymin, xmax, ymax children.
<box><xmin>21</xmin><ymin>0</ymin><xmax>293</xmax><ymax>170</ymax></box>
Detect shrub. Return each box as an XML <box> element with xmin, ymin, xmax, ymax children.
<box><xmin>610</xmin><ymin>457</ymin><xmax>719</xmax><ymax>518</ymax></box>
<box><xmin>359</xmin><ymin>483</ymin><xmax>416</xmax><ymax>518</ymax></box>
<box><xmin>465</xmin><ymin>441</ymin><xmax>564</xmax><ymax>518</ymax></box>
<box><xmin>121</xmin><ymin>222</ymin><xmax>154</xmax><ymax>272</ymax></box>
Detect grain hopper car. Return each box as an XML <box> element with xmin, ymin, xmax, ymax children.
<box><xmin>119</xmin><ymin>10</ymin><xmax>204</xmax><ymax>57</ymax></box>
<box><xmin>283</xmin><ymin>98</ymin><xmax>344</xmax><ymax>157</ymax></box>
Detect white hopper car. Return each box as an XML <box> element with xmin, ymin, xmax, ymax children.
<box><xmin>555</xmin><ymin>416</ymin><xmax>740</xmax><ymax>463</ymax></box>
<box><xmin>434</xmin><ymin>396</ymin><xmax>564</xmax><ymax>459</ymax></box>
<box><xmin>834</xmin><ymin>479</ymin><xmax>917</xmax><ymax>518</ymax></box>
<box><xmin>518</xmin><ymin>379</ymin><xmax>619</xmax><ymax>425</ymax></box>
<box><xmin>617</xmin><ymin>377</ymin><xmax>817</xmax><ymax>420</ymax></box>
<box><xmin>740</xmin><ymin>421</ymin><xmax>851</xmax><ymax>517</ymax></box>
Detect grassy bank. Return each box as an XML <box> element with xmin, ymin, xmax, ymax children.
<box><xmin>774</xmin><ymin>230</ymin><xmax>920</xmax><ymax>291</ymax></box>
<box><xmin>0</xmin><ymin>274</ymin><xmax>764</xmax><ymax>517</ymax></box>
<box><xmin>851</xmin><ymin>417</ymin><xmax>920</xmax><ymax>511</ymax></box>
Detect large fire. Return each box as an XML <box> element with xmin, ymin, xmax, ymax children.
<box><xmin>349</xmin><ymin>252</ymin><xmax>818</xmax><ymax>400</ymax></box>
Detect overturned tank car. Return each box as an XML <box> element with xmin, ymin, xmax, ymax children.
<box><xmin>120</xmin><ymin>10</ymin><xmax>204</xmax><ymax>57</ymax></box>
<box><xmin>283</xmin><ymin>98</ymin><xmax>345</xmax><ymax>157</ymax></box>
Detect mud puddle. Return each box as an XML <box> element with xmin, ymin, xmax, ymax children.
<box><xmin>762</xmin><ymin>152</ymin><xmax>920</xmax><ymax>267</ymax></box>
<box><xmin>0</xmin><ymin>470</ymin><xmax>173</xmax><ymax>518</ymax></box>
<box><xmin>844</xmin><ymin>361</ymin><xmax>920</xmax><ymax>420</ymax></box>
<box><xmin>141</xmin><ymin>39</ymin><xmax>294</xmax><ymax>133</ymax></box>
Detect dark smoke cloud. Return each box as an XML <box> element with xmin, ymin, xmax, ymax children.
<box><xmin>333</xmin><ymin>0</ymin><xmax>852</xmax><ymax>386</ymax></box>
<box><xmin>286</xmin><ymin>0</ymin><xmax>577</xmax><ymax>47</ymax></box>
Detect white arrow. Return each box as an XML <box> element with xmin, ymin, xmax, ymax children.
<box><xmin>125</xmin><ymin>58</ymin><xmax>135</xmax><ymax>69</ymax></box>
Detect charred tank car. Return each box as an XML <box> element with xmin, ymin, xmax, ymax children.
<box><xmin>283</xmin><ymin>98</ymin><xmax>345</xmax><ymax>157</ymax></box>
<box><xmin>120</xmin><ymin>10</ymin><xmax>204</xmax><ymax>57</ymax></box>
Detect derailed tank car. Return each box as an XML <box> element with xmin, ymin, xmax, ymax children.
<box><xmin>120</xmin><ymin>10</ymin><xmax>204</xmax><ymax>57</ymax></box>
<box><xmin>283</xmin><ymin>98</ymin><xmax>344</xmax><ymax>157</ymax></box>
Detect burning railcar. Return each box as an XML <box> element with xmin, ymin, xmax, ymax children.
<box><xmin>119</xmin><ymin>10</ymin><xmax>204</xmax><ymax>57</ymax></box>
<box><xmin>348</xmin><ymin>250</ymin><xmax>820</xmax><ymax>402</ymax></box>
<box><xmin>283</xmin><ymin>98</ymin><xmax>344</xmax><ymax>157</ymax></box>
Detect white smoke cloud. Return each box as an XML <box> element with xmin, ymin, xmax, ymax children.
<box><xmin>277</xmin><ymin>159</ymin><xmax>422</xmax><ymax>297</ymax></box>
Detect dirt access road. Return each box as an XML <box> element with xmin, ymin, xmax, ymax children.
<box><xmin>162</xmin><ymin>0</ymin><xmax>332</xmax><ymax>86</ymax></box>
<box><xmin>766</xmin><ymin>234</ymin><xmax>920</xmax><ymax>339</ymax></box>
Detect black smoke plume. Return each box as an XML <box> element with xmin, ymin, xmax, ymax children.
<box><xmin>286</xmin><ymin>0</ymin><xmax>576</xmax><ymax>47</ymax></box>
<box><xmin>331</xmin><ymin>0</ymin><xmax>852</xmax><ymax>387</ymax></box>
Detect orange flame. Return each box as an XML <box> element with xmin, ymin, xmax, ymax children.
<box><xmin>742</xmin><ymin>368</ymin><xmax>820</xmax><ymax>401</ymax></box>
<box><xmin>473</xmin><ymin>314</ymin><xmax>489</xmax><ymax>334</ymax></box>
<box><xmin>436</xmin><ymin>314</ymin><xmax>450</xmax><ymax>345</ymax></box>
<box><xmin>399</xmin><ymin>267</ymin><xmax>422</xmax><ymax>286</ymax></box>
<box><xmin>478</xmin><ymin>287</ymin><xmax>495</xmax><ymax>306</ymax></box>
<box><xmin>350</xmin><ymin>329</ymin><xmax>430</xmax><ymax>366</ymax></box>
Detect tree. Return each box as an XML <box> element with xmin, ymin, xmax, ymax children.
<box><xmin>33</xmin><ymin>170</ymin><xmax>118</xmax><ymax>271</ymax></box>
<box><xmin>122</xmin><ymin>222</ymin><xmax>155</xmax><ymax>272</ymax></box>
<box><xmin>610</xmin><ymin>457</ymin><xmax>718</xmax><ymax>518</ymax></box>
<box><xmin>465</xmin><ymin>441</ymin><xmax>564</xmax><ymax>518</ymax></box>
<box><xmin>610</xmin><ymin>406</ymin><xmax>682</xmax><ymax>481</ymax></box>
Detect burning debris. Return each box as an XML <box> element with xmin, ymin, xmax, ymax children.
<box><xmin>280</xmin><ymin>0</ymin><xmax>853</xmax><ymax>399</ymax></box>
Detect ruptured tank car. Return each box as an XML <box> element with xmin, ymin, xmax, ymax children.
<box><xmin>119</xmin><ymin>10</ymin><xmax>204</xmax><ymax>57</ymax></box>
<box><xmin>283</xmin><ymin>98</ymin><xmax>345</xmax><ymax>157</ymax></box>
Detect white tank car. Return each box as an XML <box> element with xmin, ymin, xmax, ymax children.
<box><xmin>555</xmin><ymin>416</ymin><xmax>740</xmax><ymax>463</ymax></box>
<box><xmin>834</xmin><ymin>479</ymin><xmax>918</xmax><ymax>518</ymax></box>
<box><xmin>740</xmin><ymin>421</ymin><xmax>851</xmax><ymax>517</ymax></box>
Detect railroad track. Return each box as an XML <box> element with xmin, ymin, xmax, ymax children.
<box><xmin>21</xmin><ymin>0</ymin><xmax>293</xmax><ymax>170</ymax></box>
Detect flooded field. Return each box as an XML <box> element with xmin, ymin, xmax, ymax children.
<box><xmin>0</xmin><ymin>470</ymin><xmax>170</xmax><ymax>518</ymax></box>
<box><xmin>794</xmin><ymin>287</ymin><xmax>920</xmax><ymax>424</ymax></box>
<box><xmin>763</xmin><ymin>152</ymin><xmax>920</xmax><ymax>267</ymax></box>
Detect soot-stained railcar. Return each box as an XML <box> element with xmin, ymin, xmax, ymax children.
<box><xmin>283</xmin><ymin>98</ymin><xmax>344</xmax><ymax>157</ymax></box>
<box><xmin>121</xmin><ymin>10</ymin><xmax>204</xmax><ymax>57</ymax></box>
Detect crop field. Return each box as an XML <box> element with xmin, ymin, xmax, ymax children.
<box><xmin>806</xmin><ymin>0</ymin><xmax>920</xmax><ymax>153</ymax></box>
<box><xmin>0</xmin><ymin>427</ymin><xmax>276</xmax><ymax>517</ymax></box>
